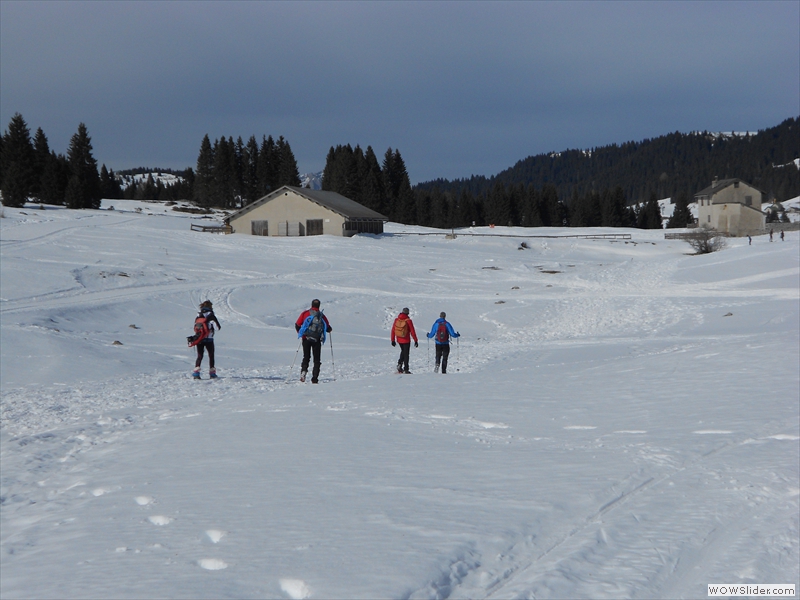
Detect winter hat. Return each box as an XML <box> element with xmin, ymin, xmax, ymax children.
<box><xmin>200</xmin><ymin>300</ymin><xmax>213</xmax><ymax>309</ymax></box>
<box><xmin>402</xmin><ymin>307</ymin><xmax>410</xmax><ymax>315</ymax></box>
<box><xmin>440</xmin><ymin>312</ymin><xmax>446</xmax><ymax>318</ymax></box>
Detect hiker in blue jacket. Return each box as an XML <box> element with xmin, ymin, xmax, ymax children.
<box><xmin>426</xmin><ymin>312</ymin><xmax>460</xmax><ymax>374</ymax></box>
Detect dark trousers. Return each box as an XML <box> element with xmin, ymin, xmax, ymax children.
<box><xmin>195</xmin><ymin>340</ymin><xmax>215</xmax><ymax>369</ymax></box>
<box><xmin>435</xmin><ymin>343</ymin><xmax>451</xmax><ymax>373</ymax></box>
<box><xmin>301</xmin><ymin>338</ymin><xmax>322</xmax><ymax>380</ymax></box>
<box><xmin>397</xmin><ymin>342</ymin><xmax>411</xmax><ymax>372</ymax></box>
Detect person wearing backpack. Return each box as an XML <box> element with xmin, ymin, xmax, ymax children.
<box><xmin>192</xmin><ymin>300</ymin><xmax>221</xmax><ymax>379</ymax></box>
<box><xmin>391</xmin><ymin>307</ymin><xmax>418</xmax><ymax>374</ymax></box>
<box><xmin>295</xmin><ymin>299</ymin><xmax>332</xmax><ymax>383</ymax></box>
<box><xmin>426</xmin><ymin>312</ymin><xmax>460</xmax><ymax>374</ymax></box>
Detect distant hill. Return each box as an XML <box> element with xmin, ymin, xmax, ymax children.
<box><xmin>416</xmin><ymin>117</ymin><xmax>799</xmax><ymax>204</ymax></box>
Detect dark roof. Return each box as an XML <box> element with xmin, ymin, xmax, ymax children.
<box><xmin>226</xmin><ymin>186</ymin><xmax>387</xmax><ymax>222</ymax></box>
<box><xmin>694</xmin><ymin>178</ymin><xmax>765</xmax><ymax>198</ymax></box>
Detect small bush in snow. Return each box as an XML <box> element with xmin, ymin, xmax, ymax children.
<box><xmin>684</xmin><ymin>228</ymin><xmax>726</xmax><ymax>254</ymax></box>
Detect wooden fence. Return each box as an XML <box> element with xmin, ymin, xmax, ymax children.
<box><xmin>190</xmin><ymin>223</ymin><xmax>232</xmax><ymax>234</ymax></box>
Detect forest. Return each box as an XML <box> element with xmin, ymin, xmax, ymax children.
<box><xmin>2</xmin><ymin>113</ymin><xmax>797</xmax><ymax>230</ymax></box>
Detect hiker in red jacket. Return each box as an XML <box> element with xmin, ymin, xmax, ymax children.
<box><xmin>391</xmin><ymin>307</ymin><xmax>418</xmax><ymax>373</ymax></box>
<box><xmin>295</xmin><ymin>299</ymin><xmax>332</xmax><ymax>383</ymax></box>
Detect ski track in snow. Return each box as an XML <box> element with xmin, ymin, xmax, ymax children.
<box><xmin>2</xmin><ymin>204</ymin><xmax>798</xmax><ymax>599</ymax></box>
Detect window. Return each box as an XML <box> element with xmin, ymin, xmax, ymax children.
<box><xmin>277</xmin><ymin>221</ymin><xmax>304</xmax><ymax>236</ymax></box>
<box><xmin>306</xmin><ymin>219</ymin><xmax>323</xmax><ymax>236</ymax></box>
<box><xmin>745</xmin><ymin>196</ymin><xmax>752</xmax><ymax>206</ymax></box>
<box><xmin>251</xmin><ymin>220</ymin><xmax>268</xmax><ymax>236</ymax></box>
<box><xmin>708</xmin><ymin>215</ymin><xmax>711</xmax><ymax>223</ymax></box>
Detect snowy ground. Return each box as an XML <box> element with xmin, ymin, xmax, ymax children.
<box><xmin>1</xmin><ymin>201</ymin><xmax>798</xmax><ymax>599</ymax></box>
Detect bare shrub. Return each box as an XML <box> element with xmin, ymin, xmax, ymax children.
<box><xmin>683</xmin><ymin>228</ymin><xmax>727</xmax><ymax>254</ymax></box>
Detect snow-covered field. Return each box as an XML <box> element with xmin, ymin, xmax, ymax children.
<box><xmin>1</xmin><ymin>201</ymin><xmax>798</xmax><ymax>599</ymax></box>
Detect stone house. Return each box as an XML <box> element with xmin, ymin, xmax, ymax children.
<box><xmin>694</xmin><ymin>178</ymin><xmax>765</xmax><ymax>236</ymax></box>
<box><xmin>226</xmin><ymin>186</ymin><xmax>387</xmax><ymax>237</ymax></box>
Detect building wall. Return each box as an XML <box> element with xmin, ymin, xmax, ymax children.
<box><xmin>228</xmin><ymin>190</ymin><xmax>346</xmax><ymax>236</ymax></box>
<box><xmin>697</xmin><ymin>182</ymin><xmax>765</xmax><ymax>236</ymax></box>
<box><xmin>709</xmin><ymin>182</ymin><xmax>763</xmax><ymax>210</ymax></box>
<box><xmin>703</xmin><ymin>203</ymin><xmax>765</xmax><ymax>236</ymax></box>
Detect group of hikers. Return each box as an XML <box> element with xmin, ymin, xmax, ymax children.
<box><xmin>189</xmin><ymin>299</ymin><xmax>460</xmax><ymax>382</ymax></box>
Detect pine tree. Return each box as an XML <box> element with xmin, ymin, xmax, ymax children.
<box><xmin>31</xmin><ymin>128</ymin><xmax>51</xmax><ymax>201</ymax></box>
<box><xmin>637</xmin><ymin>193</ymin><xmax>663</xmax><ymax>229</ymax></box>
<box><xmin>64</xmin><ymin>123</ymin><xmax>101</xmax><ymax>209</ymax></box>
<box><xmin>213</xmin><ymin>137</ymin><xmax>236</xmax><ymax>208</ymax></box>
<box><xmin>361</xmin><ymin>146</ymin><xmax>385</xmax><ymax>214</ymax></box>
<box><xmin>194</xmin><ymin>134</ymin><xmax>214</xmax><ymax>207</ymax></box>
<box><xmin>39</xmin><ymin>152</ymin><xmax>70</xmax><ymax>205</ymax></box>
<box><xmin>666</xmin><ymin>192</ymin><xmax>693</xmax><ymax>228</ymax></box>
<box><xmin>257</xmin><ymin>135</ymin><xmax>277</xmax><ymax>194</ymax></box>
<box><xmin>540</xmin><ymin>184</ymin><xmax>560</xmax><ymax>226</ymax></box>
<box><xmin>242</xmin><ymin>136</ymin><xmax>260</xmax><ymax>204</ymax></box>
<box><xmin>276</xmin><ymin>136</ymin><xmax>300</xmax><ymax>187</ymax></box>
<box><xmin>1</xmin><ymin>113</ymin><xmax>36</xmax><ymax>207</ymax></box>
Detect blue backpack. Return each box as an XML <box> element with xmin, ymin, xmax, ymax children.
<box><xmin>301</xmin><ymin>309</ymin><xmax>325</xmax><ymax>342</ymax></box>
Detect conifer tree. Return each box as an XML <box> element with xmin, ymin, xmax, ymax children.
<box><xmin>257</xmin><ymin>135</ymin><xmax>277</xmax><ymax>194</ymax></box>
<box><xmin>242</xmin><ymin>136</ymin><xmax>260</xmax><ymax>204</ymax></box>
<box><xmin>361</xmin><ymin>146</ymin><xmax>385</xmax><ymax>214</ymax></box>
<box><xmin>276</xmin><ymin>136</ymin><xmax>301</xmax><ymax>188</ymax></box>
<box><xmin>525</xmin><ymin>185</ymin><xmax>543</xmax><ymax>227</ymax></box>
<box><xmin>540</xmin><ymin>184</ymin><xmax>560</xmax><ymax>226</ymax></box>
<box><xmin>213</xmin><ymin>137</ymin><xmax>236</xmax><ymax>208</ymax></box>
<box><xmin>32</xmin><ymin>128</ymin><xmax>51</xmax><ymax>200</ymax></box>
<box><xmin>64</xmin><ymin>123</ymin><xmax>101</xmax><ymax>209</ymax></box>
<box><xmin>666</xmin><ymin>192</ymin><xmax>694</xmax><ymax>228</ymax></box>
<box><xmin>194</xmin><ymin>134</ymin><xmax>215</xmax><ymax>207</ymax></box>
<box><xmin>39</xmin><ymin>152</ymin><xmax>70</xmax><ymax>205</ymax></box>
<box><xmin>1</xmin><ymin>113</ymin><xmax>36</xmax><ymax>207</ymax></box>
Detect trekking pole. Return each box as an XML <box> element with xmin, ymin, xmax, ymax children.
<box><xmin>427</xmin><ymin>337</ymin><xmax>430</xmax><ymax>367</ymax></box>
<box><xmin>286</xmin><ymin>338</ymin><xmax>302</xmax><ymax>382</ymax></box>
<box><xmin>329</xmin><ymin>333</ymin><xmax>336</xmax><ymax>382</ymax></box>
<box><xmin>456</xmin><ymin>337</ymin><xmax>460</xmax><ymax>372</ymax></box>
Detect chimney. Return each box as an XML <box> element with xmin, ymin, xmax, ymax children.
<box><xmin>711</xmin><ymin>176</ymin><xmax>719</xmax><ymax>188</ymax></box>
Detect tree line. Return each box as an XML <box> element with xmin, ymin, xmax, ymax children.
<box><xmin>0</xmin><ymin>113</ymin><xmax>104</xmax><ymax>208</ymax></box>
<box><xmin>417</xmin><ymin>117</ymin><xmax>799</xmax><ymax>206</ymax></box>
<box><xmin>193</xmin><ymin>134</ymin><xmax>300</xmax><ymax>209</ymax></box>
<box><xmin>321</xmin><ymin>145</ymin><xmax>682</xmax><ymax>229</ymax></box>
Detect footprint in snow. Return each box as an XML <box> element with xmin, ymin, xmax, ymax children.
<box><xmin>693</xmin><ymin>430</ymin><xmax>732</xmax><ymax>435</ymax></box>
<box><xmin>280</xmin><ymin>579</ymin><xmax>311</xmax><ymax>599</ymax></box>
<box><xmin>198</xmin><ymin>558</ymin><xmax>228</xmax><ymax>570</ymax></box>
<box><xmin>147</xmin><ymin>515</ymin><xmax>172</xmax><ymax>526</ymax></box>
<box><xmin>135</xmin><ymin>495</ymin><xmax>154</xmax><ymax>506</ymax></box>
<box><xmin>205</xmin><ymin>529</ymin><xmax>226</xmax><ymax>543</ymax></box>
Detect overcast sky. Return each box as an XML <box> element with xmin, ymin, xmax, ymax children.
<box><xmin>2</xmin><ymin>1</ymin><xmax>798</xmax><ymax>183</ymax></box>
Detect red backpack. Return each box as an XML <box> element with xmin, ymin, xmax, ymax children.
<box><xmin>436</xmin><ymin>321</ymin><xmax>450</xmax><ymax>343</ymax></box>
<box><xmin>187</xmin><ymin>315</ymin><xmax>210</xmax><ymax>347</ymax></box>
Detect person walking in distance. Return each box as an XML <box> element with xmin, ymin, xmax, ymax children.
<box><xmin>295</xmin><ymin>299</ymin><xmax>332</xmax><ymax>384</ymax></box>
<box><xmin>193</xmin><ymin>300</ymin><xmax>221</xmax><ymax>379</ymax></box>
<box><xmin>391</xmin><ymin>307</ymin><xmax>418</xmax><ymax>373</ymax></box>
<box><xmin>426</xmin><ymin>312</ymin><xmax>460</xmax><ymax>374</ymax></box>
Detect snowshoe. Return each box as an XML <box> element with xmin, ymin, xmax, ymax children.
<box><xmin>209</xmin><ymin>368</ymin><xmax>218</xmax><ymax>379</ymax></box>
<box><xmin>300</xmin><ymin>370</ymin><xmax>307</xmax><ymax>383</ymax></box>
<box><xmin>192</xmin><ymin>369</ymin><xmax>201</xmax><ymax>380</ymax></box>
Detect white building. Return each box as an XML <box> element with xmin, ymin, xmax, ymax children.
<box><xmin>694</xmin><ymin>178</ymin><xmax>765</xmax><ymax>236</ymax></box>
<box><xmin>226</xmin><ymin>186</ymin><xmax>387</xmax><ymax>237</ymax></box>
